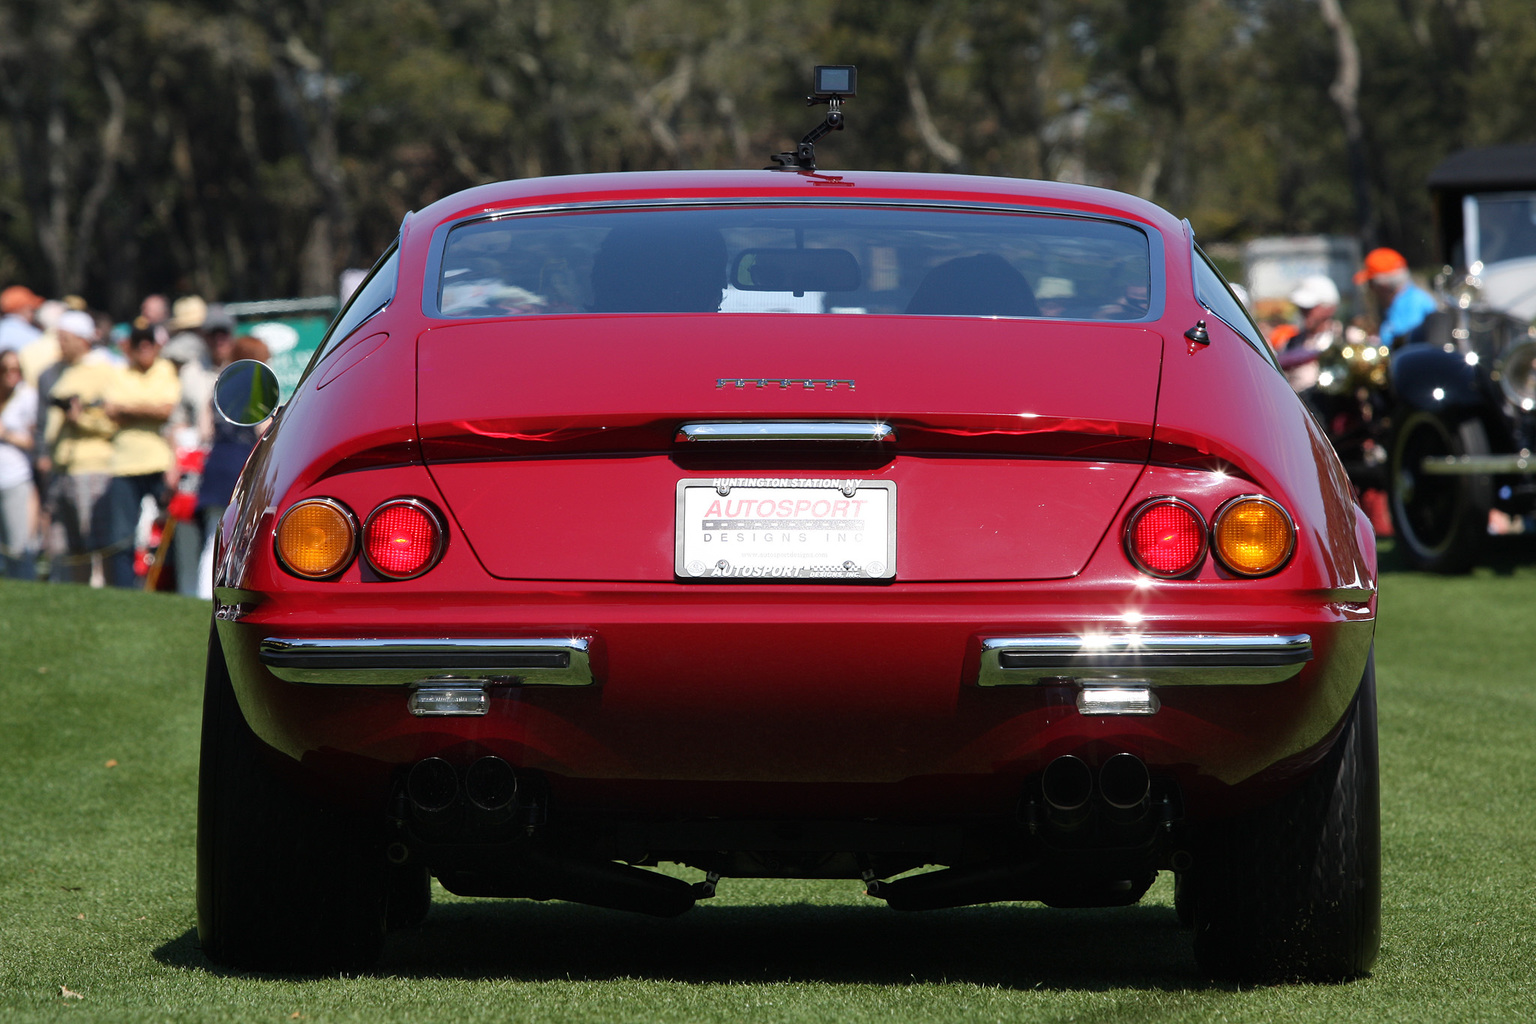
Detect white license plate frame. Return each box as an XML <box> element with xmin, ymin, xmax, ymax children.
<box><xmin>674</xmin><ymin>478</ymin><xmax>896</xmax><ymax>581</ymax></box>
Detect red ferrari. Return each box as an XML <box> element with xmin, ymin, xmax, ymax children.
<box><xmin>198</xmin><ymin>167</ymin><xmax>1378</xmax><ymax>981</ymax></box>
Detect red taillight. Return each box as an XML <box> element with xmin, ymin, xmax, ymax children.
<box><xmin>363</xmin><ymin>499</ymin><xmax>445</xmax><ymax>579</ymax></box>
<box><xmin>1125</xmin><ymin>498</ymin><xmax>1207</xmax><ymax>578</ymax></box>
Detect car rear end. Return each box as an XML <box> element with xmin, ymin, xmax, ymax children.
<box><xmin>212</xmin><ymin>175</ymin><xmax>1376</xmax><ymax>925</ymax></box>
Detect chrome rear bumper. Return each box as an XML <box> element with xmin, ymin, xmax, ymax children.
<box><xmin>977</xmin><ymin>633</ymin><xmax>1312</xmax><ymax>687</ymax></box>
<box><xmin>258</xmin><ymin>637</ymin><xmax>594</xmax><ymax>686</ymax></box>
<box><xmin>258</xmin><ymin>632</ymin><xmax>1309</xmax><ymax>691</ymax></box>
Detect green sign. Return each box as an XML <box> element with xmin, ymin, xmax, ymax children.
<box><xmin>237</xmin><ymin>314</ymin><xmax>332</xmax><ymax>402</ymax></box>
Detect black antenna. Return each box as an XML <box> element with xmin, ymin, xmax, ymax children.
<box><xmin>768</xmin><ymin>65</ymin><xmax>856</xmax><ymax>171</ymax></box>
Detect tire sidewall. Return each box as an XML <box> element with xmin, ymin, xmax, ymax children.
<box><xmin>1189</xmin><ymin>651</ymin><xmax>1381</xmax><ymax>982</ymax></box>
<box><xmin>1389</xmin><ymin>409</ymin><xmax>1490</xmax><ymax>571</ymax></box>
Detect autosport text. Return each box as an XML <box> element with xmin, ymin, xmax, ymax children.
<box><xmin>700</xmin><ymin>497</ymin><xmax>868</xmax><ymax>519</ymax></box>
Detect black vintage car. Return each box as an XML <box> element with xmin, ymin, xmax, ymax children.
<box><xmin>1388</xmin><ymin>144</ymin><xmax>1536</xmax><ymax>572</ymax></box>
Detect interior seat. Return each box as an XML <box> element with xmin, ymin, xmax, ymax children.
<box><xmin>905</xmin><ymin>254</ymin><xmax>1039</xmax><ymax>317</ymax></box>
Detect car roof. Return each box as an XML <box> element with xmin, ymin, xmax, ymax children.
<box><xmin>410</xmin><ymin>170</ymin><xmax>1186</xmax><ymax>238</ymax></box>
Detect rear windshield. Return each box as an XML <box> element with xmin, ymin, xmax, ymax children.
<box><xmin>435</xmin><ymin>206</ymin><xmax>1154</xmax><ymax>320</ymax></box>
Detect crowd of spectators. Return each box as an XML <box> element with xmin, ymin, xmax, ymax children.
<box><xmin>0</xmin><ymin>284</ymin><xmax>267</xmax><ymax>594</ymax></box>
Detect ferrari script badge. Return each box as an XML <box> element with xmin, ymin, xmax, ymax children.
<box><xmin>716</xmin><ymin>378</ymin><xmax>856</xmax><ymax>390</ymax></box>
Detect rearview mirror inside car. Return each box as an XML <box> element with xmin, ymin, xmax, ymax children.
<box><xmin>730</xmin><ymin>248</ymin><xmax>861</xmax><ymax>293</ymax></box>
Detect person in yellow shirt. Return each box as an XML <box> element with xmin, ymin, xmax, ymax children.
<box><xmin>101</xmin><ymin>324</ymin><xmax>180</xmax><ymax>588</ymax></box>
<box><xmin>44</xmin><ymin>310</ymin><xmax>118</xmax><ymax>584</ymax></box>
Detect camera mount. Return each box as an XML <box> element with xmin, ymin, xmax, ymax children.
<box><xmin>768</xmin><ymin>65</ymin><xmax>856</xmax><ymax>171</ymax></box>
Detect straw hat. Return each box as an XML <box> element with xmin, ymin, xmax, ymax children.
<box><xmin>168</xmin><ymin>295</ymin><xmax>208</xmax><ymax>331</ymax></box>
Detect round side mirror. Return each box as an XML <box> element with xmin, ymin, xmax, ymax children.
<box><xmin>213</xmin><ymin>359</ymin><xmax>281</xmax><ymax>426</ymax></box>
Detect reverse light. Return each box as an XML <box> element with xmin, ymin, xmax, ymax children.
<box><xmin>1212</xmin><ymin>495</ymin><xmax>1295</xmax><ymax>576</ymax></box>
<box><xmin>1077</xmin><ymin>685</ymin><xmax>1160</xmax><ymax>716</ymax></box>
<box><xmin>363</xmin><ymin>498</ymin><xmax>446</xmax><ymax>579</ymax></box>
<box><xmin>276</xmin><ymin>498</ymin><xmax>358</xmax><ymax>579</ymax></box>
<box><xmin>1124</xmin><ymin>498</ymin><xmax>1207</xmax><ymax>578</ymax></box>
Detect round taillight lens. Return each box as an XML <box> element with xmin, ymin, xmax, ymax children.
<box><xmin>275</xmin><ymin>498</ymin><xmax>357</xmax><ymax>579</ymax></box>
<box><xmin>363</xmin><ymin>499</ymin><xmax>445</xmax><ymax>579</ymax></box>
<box><xmin>1125</xmin><ymin>498</ymin><xmax>1207</xmax><ymax>578</ymax></box>
<box><xmin>1213</xmin><ymin>496</ymin><xmax>1295</xmax><ymax>576</ymax></box>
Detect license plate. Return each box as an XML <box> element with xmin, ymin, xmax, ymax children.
<box><xmin>675</xmin><ymin>478</ymin><xmax>896</xmax><ymax>580</ymax></box>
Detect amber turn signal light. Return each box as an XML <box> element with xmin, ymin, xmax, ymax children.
<box><xmin>1212</xmin><ymin>496</ymin><xmax>1295</xmax><ymax>576</ymax></box>
<box><xmin>275</xmin><ymin>498</ymin><xmax>358</xmax><ymax>579</ymax></box>
<box><xmin>1124</xmin><ymin>498</ymin><xmax>1208</xmax><ymax>578</ymax></box>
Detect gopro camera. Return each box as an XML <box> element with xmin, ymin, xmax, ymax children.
<box><xmin>767</xmin><ymin>64</ymin><xmax>857</xmax><ymax>170</ymax></box>
<box><xmin>811</xmin><ymin>65</ymin><xmax>856</xmax><ymax>100</ymax></box>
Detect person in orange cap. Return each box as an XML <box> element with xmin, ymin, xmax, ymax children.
<box><xmin>1354</xmin><ymin>247</ymin><xmax>1437</xmax><ymax>349</ymax></box>
<box><xmin>0</xmin><ymin>285</ymin><xmax>45</xmax><ymax>355</ymax></box>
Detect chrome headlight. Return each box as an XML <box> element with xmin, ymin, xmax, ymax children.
<box><xmin>1498</xmin><ymin>338</ymin><xmax>1536</xmax><ymax>412</ymax></box>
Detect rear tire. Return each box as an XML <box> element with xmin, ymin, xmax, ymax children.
<box><xmin>1188</xmin><ymin>650</ymin><xmax>1380</xmax><ymax>982</ymax></box>
<box><xmin>1389</xmin><ymin>410</ymin><xmax>1490</xmax><ymax>572</ymax></box>
<box><xmin>196</xmin><ymin>624</ymin><xmax>387</xmax><ymax>971</ymax></box>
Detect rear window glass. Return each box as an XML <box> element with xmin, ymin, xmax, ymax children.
<box><xmin>435</xmin><ymin>206</ymin><xmax>1153</xmax><ymax>320</ymax></box>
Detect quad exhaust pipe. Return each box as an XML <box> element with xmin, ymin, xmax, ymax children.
<box><xmin>406</xmin><ymin>755</ymin><xmax>521</xmax><ymax>825</ymax></box>
<box><xmin>1039</xmin><ymin>752</ymin><xmax>1151</xmax><ymax>829</ymax></box>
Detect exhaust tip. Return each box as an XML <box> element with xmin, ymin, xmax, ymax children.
<box><xmin>407</xmin><ymin>757</ymin><xmax>460</xmax><ymax>814</ymax></box>
<box><xmin>1099</xmin><ymin>752</ymin><xmax>1151</xmax><ymax>813</ymax></box>
<box><xmin>465</xmin><ymin>756</ymin><xmax>518</xmax><ymax>812</ymax></box>
<box><xmin>1041</xmin><ymin>754</ymin><xmax>1094</xmax><ymax>812</ymax></box>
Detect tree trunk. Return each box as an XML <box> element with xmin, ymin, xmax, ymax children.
<box><xmin>1318</xmin><ymin>0</ymin><xmax>1375</xmax><ymax>248</ymax></box>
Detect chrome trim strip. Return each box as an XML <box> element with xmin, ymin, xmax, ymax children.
<box><xmin>977</xmin><ymin>633</ymin><xmax>1312</xmax><ymax>687</ymax></box>
<box><xmin>677</xmin><ymin>421</ymin><xmax>894</xmax><ymax>443</ymax></box>
<box><xmin>259</xmin><ymin>637</ymin><xmax>593</xmax><ymax>686</ymax></box>
<box><xmin>1421</xmin><ymin>451</ymin><xmax>1536</xmax><ymax>475</ymax></box>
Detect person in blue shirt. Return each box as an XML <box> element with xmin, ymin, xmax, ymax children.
<box><xmin>1355</xmin><ymin>247</ymin><xmax>1438</xmax><ymax>349</ymax></box>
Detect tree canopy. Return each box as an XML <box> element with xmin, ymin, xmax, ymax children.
<box><xmin>1</xmin><ymin>0</ymin><xmax>1532</xmax><ymax>313</ymax></box>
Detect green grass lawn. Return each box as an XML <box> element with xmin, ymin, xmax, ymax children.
<box><xmin>2</xmin><ymin>542</ymin><xmax>1535</xmax><ymax>1022</ymax></box>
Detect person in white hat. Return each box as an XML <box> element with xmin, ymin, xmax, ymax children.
<box><xmin>40</xmin><ymin>310</ymin><xmax>119</xmax><ymax>583</ymax></box>
<box><xmin>1276</xmin><ymin>274</ymin><xmax>1343</xmax><ymax>393</ymax></box>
